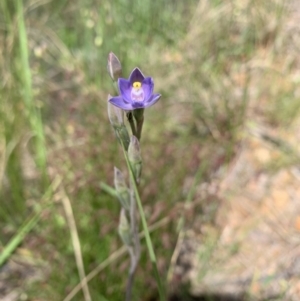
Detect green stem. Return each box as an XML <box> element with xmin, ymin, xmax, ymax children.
<box><xmin>16</xmin><ymin>0</ymin><xmax>48</xmax><ymax>182</ymax></box>
<box><xmin>133</xmin><ymin>109</ymin><xmax>144</xmax><ymax>141</ymax></box>
<box><xmin>135</xmin><ymin>116</ymin><xmax>144</xmax><ymax>141</ymax></box>
<box><xmin>0</xmin><ymin>211</ymin><xmax>41</xmax><ymax>266</ymax></box>
<box><xmin>120</xmin><ymin>141</ymin><xmax>166</xmax><ymax>301</ymax></box>
<box><xmin>127</xmin><ymin>112</ymin><xmax>137</xmax><ymax>137</ymax></box>
<box><xmin>100</xmin><ymin>181</ymin><xmax>119</xmax><ymax>198</ymax></box>
<box><xmin>0</xmin><ymin>177</ymin><xmax>60</xmax><ymax>267</ymax></box>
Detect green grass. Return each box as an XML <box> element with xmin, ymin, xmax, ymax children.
<box><xmin>0</xmin><ymin>0</ymin><xmax>298</xmax><ymax>300</ymax></box>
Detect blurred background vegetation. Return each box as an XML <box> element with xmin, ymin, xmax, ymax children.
<box><xmin>1</xmin><ymin>0</ymin><xmax>299</xmax><ymax>300</ymax></box>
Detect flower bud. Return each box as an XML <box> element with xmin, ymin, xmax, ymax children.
<box><xmin>107</xmin><ymin>96</ymin><xmax>124</xmax><ymax>126</ymax></box>
<box><xmin>118</xmin><ymin>208</ymin><xmax>132</xmax><ymax>246</ymax></box>
<box><xmin>117</xmin><ymin>125</ymin><xmax>130</xmax><ymax>151</ymax></box>
<box><xmin>107</xmin><ymin>52</ymin><xmax>122</xmax><ymax>81</ymax></box>
<box><xmin>108</xmin><ymin>96</ymin><xmax>130</xmax><ymax>150</ymax></box>
<box><xmin>114</xmin><ymin>167</ymin><xmax>130</xmax><ymax>211</ymax></box>
<box><xmin>128</xmin><ymin>136</ymin><xmax>142</xmax><ymax>182</ymax></box>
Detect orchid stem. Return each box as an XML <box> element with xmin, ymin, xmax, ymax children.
<box><xmin>127</xmin><ymin>112</ymin><xmax>137</xmax><ymax>137</ymax></box>
<box><xmin>133</xmin><ymin>109</ymin><xmax>144</xmax><ymax>141</ymax></box>
<box><xmin>125</xmin><ymin>178</ymin><xmax>141</xmax><ymax>301</ymax></box>
<box><xmin>125</xmin><ymin>270</ymin><xmax>134</xmax><ymax>301</ymax></box>
<box><xmin>136</xmin><ymin>116</ymin><xmax>144</xmax><ymax>141</ymax></box>
<box><xmin>125</xmin><ymin>246</ymin><xmax>137</xmax><ymax>301</ymax></box>
<box><xmin>120</xmin><ymin>139</ymin><xmax>166</xmax><ymax>301</ymax></box>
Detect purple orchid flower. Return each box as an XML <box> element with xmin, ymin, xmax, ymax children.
<box><xmin>109</xmin><ymin>68</ymin><xmax>161</xmax><ymax>111</ymax></box>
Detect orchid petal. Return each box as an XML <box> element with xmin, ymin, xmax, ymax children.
<box><xmin>129</xmin><ymin>68</ymin><xmax>145</xmax><ymax>83</ymax></box>
<box><xmin>118</xmin><ymin>78</ymin><xmax>132</xmax><ymax>103</ymax></box>
<box><xmin>143</xmin><ymin>93</ymin><xmax>161</xmax><ymax>108</ymax></box>
<box><xmin>109</xmin><ymin>96</ymin><xmax>134</xmax><ymax>110</ymax></box>
<box><xmin>141</xmin><ymin>77</ymin><xmax>154</xmax><ymax>102</ymax></box>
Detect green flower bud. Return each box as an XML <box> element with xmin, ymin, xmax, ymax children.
<box><xmin>128</xmin><ymin>136</ymin><xmax>142</xmax><ymax>182</ymax></box>
<box><xmin>107</xmin><ymin>95</ymin><xmax>124</xmax><ymax>126</ymax></box>
<box><xmin>107</xmin><ymin>52</ymin><xmax>122</xmax><ymax>81</ymax></box>
<box><xmin>114</xmin><ymin>167</ymin><xmax>130</xmax><ymax>211</ymax></box>
<box><xmin>117</xmin><ymin>125</ymin><xmax>130</xmax><ymax>151</ymax></box>
<box><xmin>108</xmin><ymin>96</ymin><xmax>130</xmax><ymax>150</ymax></box>
<box><xmin>118</xmin><ymin>208</ymin><xmax>132</xmax><ymax>246</ymax></box>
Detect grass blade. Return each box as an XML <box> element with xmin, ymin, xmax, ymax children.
<box><xmin>0</xmin><ymin>211</ymin><xmax>41</xmax><ymax>266</ymax></box>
